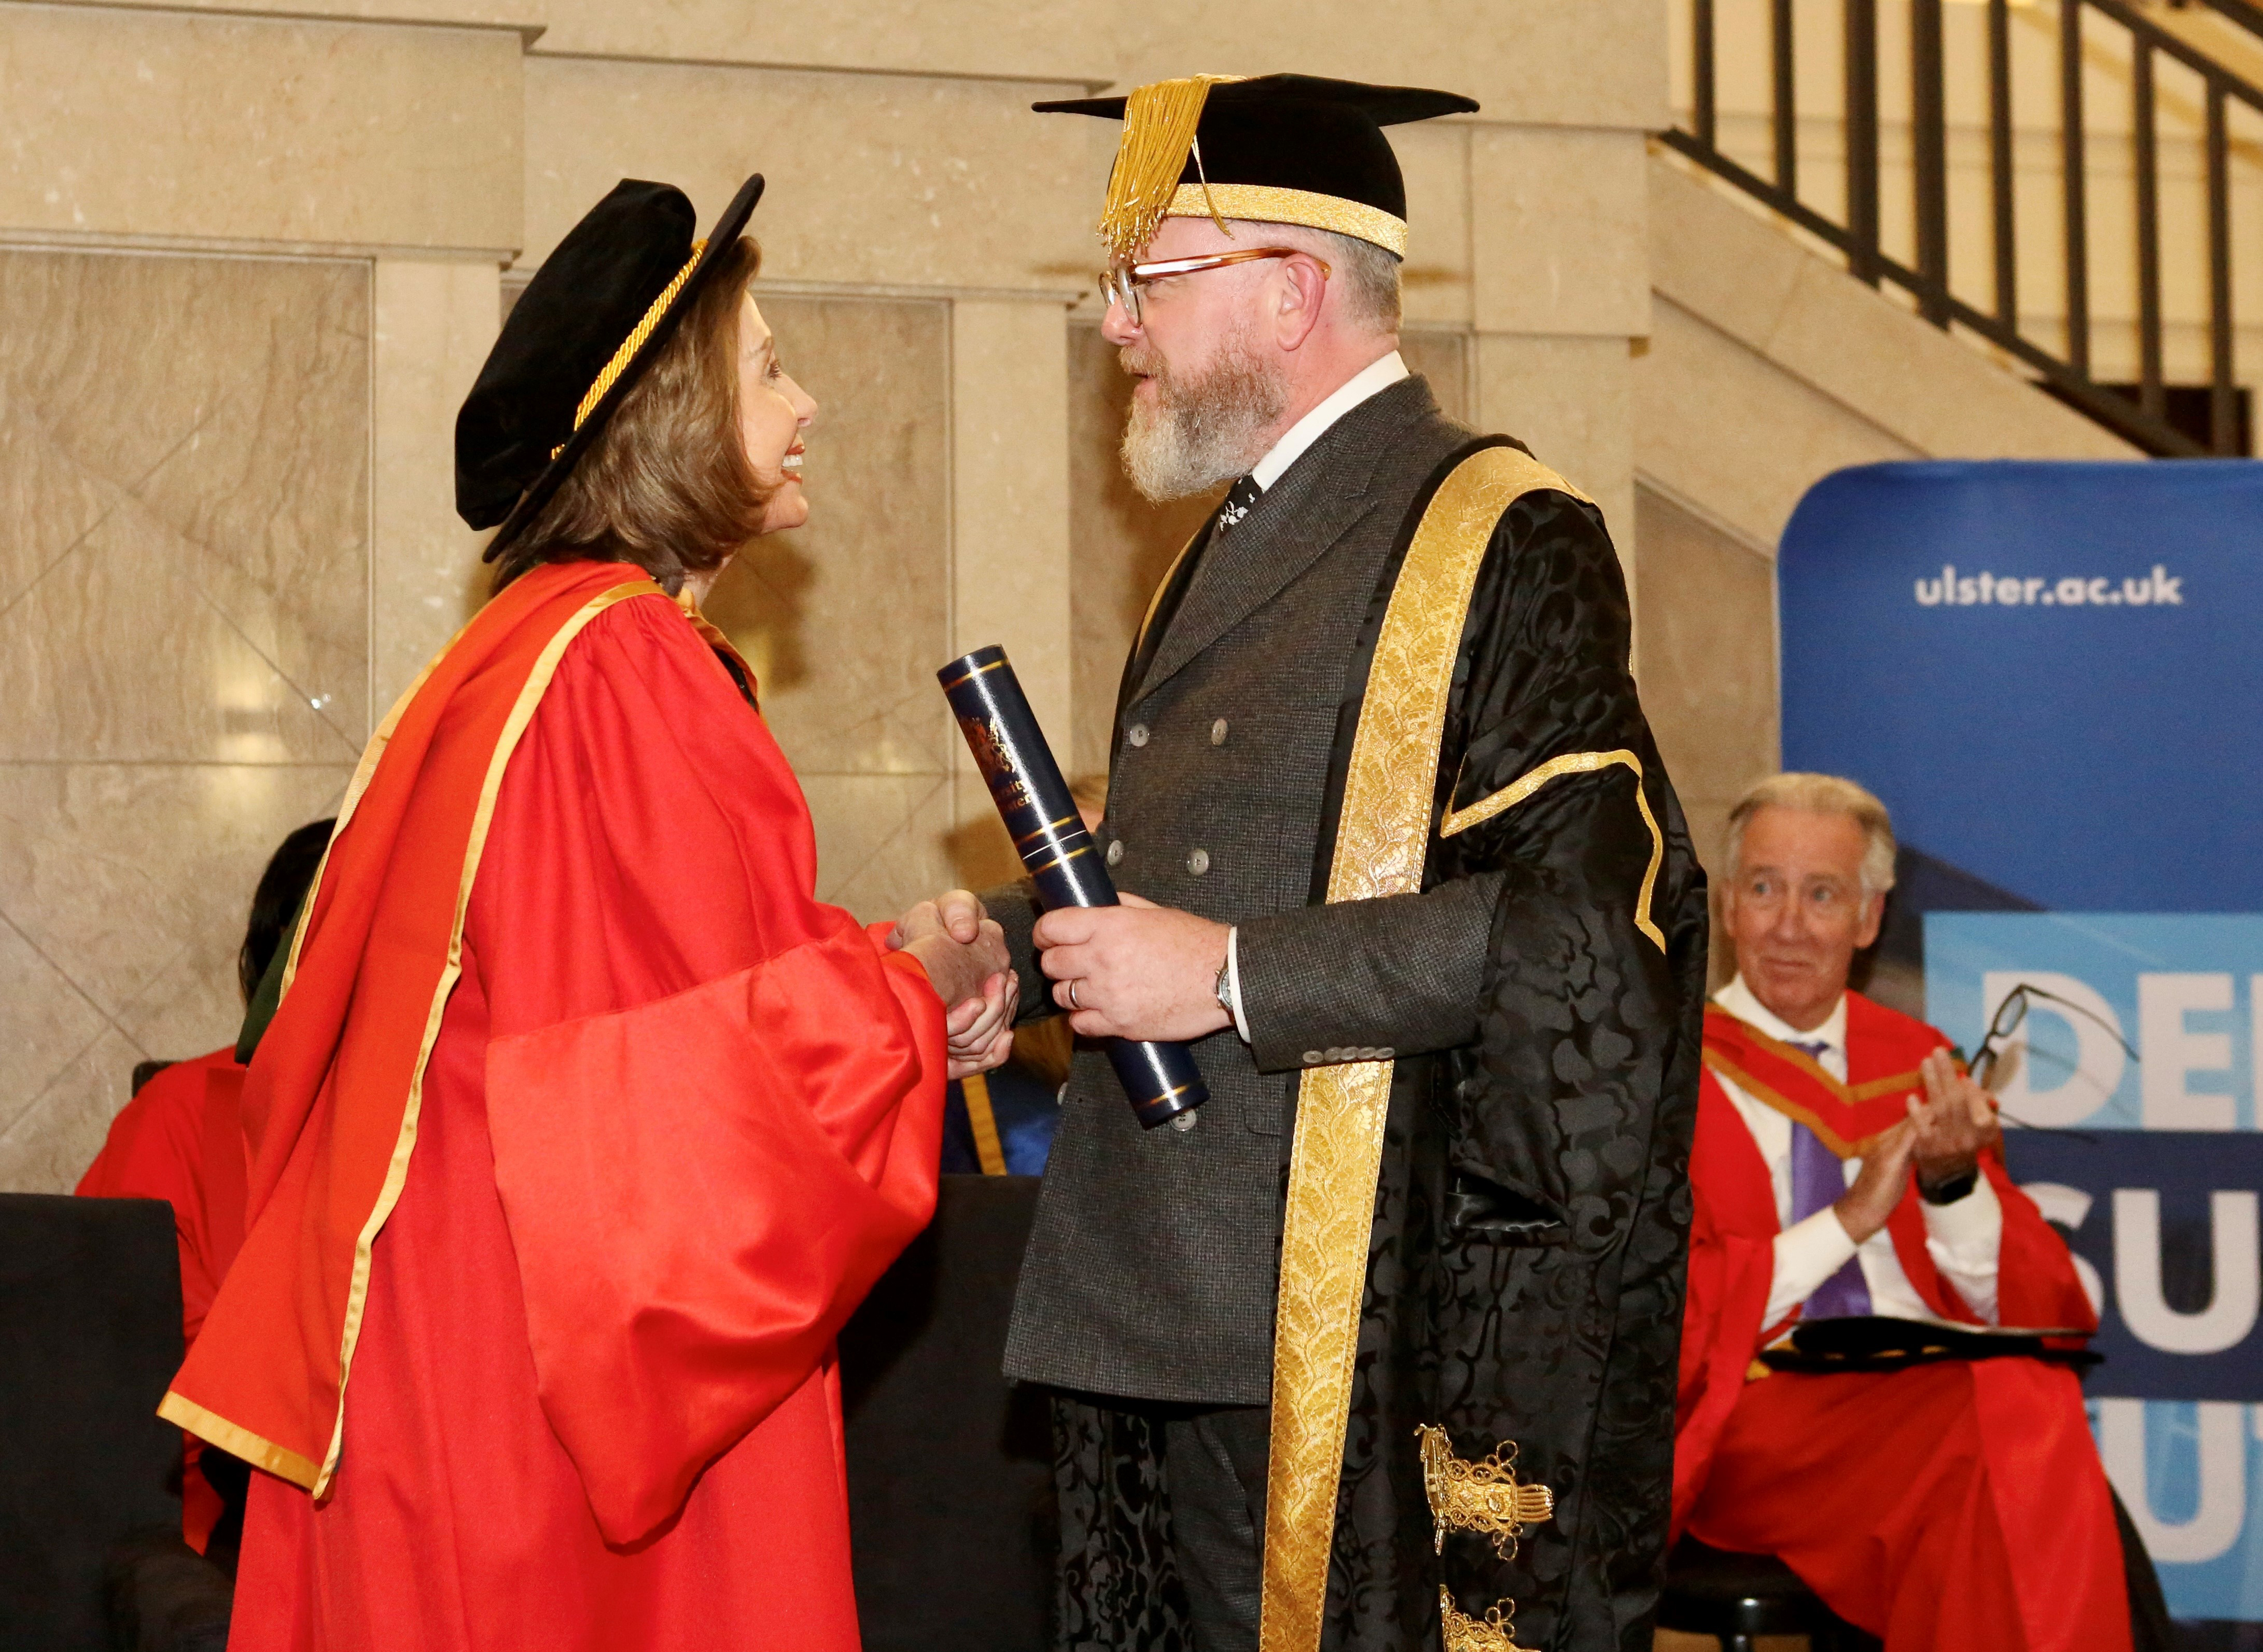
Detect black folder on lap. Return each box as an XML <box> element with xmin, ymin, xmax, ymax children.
<box><xmin>1758</xmin><ymin>1314</ymin><xmax>2101</xmax><ymax>1375</ymax></box>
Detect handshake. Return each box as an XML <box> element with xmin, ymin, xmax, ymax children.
<box><xmin>886</xmin><ymin>889</ymin><xmax>1017</xmax><ymax>1082</ymax></box>
<box><xmin>885</xmin><ymin>886</ymin><xmax>1238</xmax><ymax>1085</ymax></box>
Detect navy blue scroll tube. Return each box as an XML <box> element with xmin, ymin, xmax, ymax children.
<box><xmin>938</xmin><ymin>645</ymin><xmax>1208</xmax><ymax>1130</ymax></box>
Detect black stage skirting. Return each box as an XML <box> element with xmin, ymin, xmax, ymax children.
<box><xmin>842</xmin><ymin>1172</ymin><xmax>1052</xmax><ymax>1652</ymax></box>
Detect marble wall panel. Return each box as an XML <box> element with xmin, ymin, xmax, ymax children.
<box><xmin>0</xmin><ymin>7</ymin><xmax>522</xmax><ymax>255</ymax></box>
<box><xmin>1065</xmin><ymin>322</ymin><xmax>1218</xmax><ymax>784</ymax></box>
<box><xmin>0</xmin><ymin>248</ymin><xmax>370</xmax><ymax>1192</ymax></box>
<box><xmin>703</xmin><ymin>293</ymin><xmax>953</xmax><ymax>921</ymax></box>
<box><xmin>520</xmin><ymin>58</ymin><xmax>1094</xmax><ymax>293</ymax></box>
<box><xmin>0</xmin><ymin>250</ymin><xmax>372</xmax><ymax>758</ymax></box>
<box><xmin>1065</xmin><ymin>321</ymin><xmax>1476</xmax><ymax>783</ymax></box>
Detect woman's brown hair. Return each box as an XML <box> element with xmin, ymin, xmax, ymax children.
<box><xmin>491</xmin><ymin>236</ymin><xmax>774</xmax><ymax>594</ymax></box>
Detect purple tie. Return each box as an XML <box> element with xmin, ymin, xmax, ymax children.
<box><xmin>1785</xmin><ymin>1039</ymin><xmax>1873</xmax><ymax>1320</ymax></box>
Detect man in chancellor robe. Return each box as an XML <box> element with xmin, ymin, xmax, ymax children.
<box><xmin>1675</xmin><ymin>771</ymin><xmax>2135</xmax><ymax>1652</ymax></box>
<box><xmin>157</xmin><ymin>174</ymin><xmax>1015</xmax><ymax>1651</ymax></box>
<box><xmin>941</xmin><ymin>74</ymin><xmax>1710</xmax><ymax>1652</ymax></box>
<box><xmin>77</xmin><ymin>816</ymin><xmax>330</xmax><ymax>1555</ymax></box>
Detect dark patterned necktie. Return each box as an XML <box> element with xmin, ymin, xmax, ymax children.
<box><xmin>1784</xmin><ymin>1037</ymin><xmax>1875</xmax><ymax>1320</ymax></box>
<box><xmin>1212</xmin><ymin>474</ymin><xmax>1262</xmax><ymax>536</ymax></box>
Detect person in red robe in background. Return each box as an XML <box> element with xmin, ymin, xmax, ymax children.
<box><xmin>1674</xmin><ymin>772</ymin><xmax>2146</xmax><ymax>1652</ymax></box>
<box><xmin>159</xmin><ymin>174</ymin><xmax>1018</xmax><ymax>1652</ymax></box>
<box><xmin>77</xmin><ymin>815</ymin><xmax>332</xmax><ymax>1556</ymax></box>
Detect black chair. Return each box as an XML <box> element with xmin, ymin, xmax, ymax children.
<box><xmin>0</xmin><ymin>1193</ymin><xmax>231</xmax><ymax>1652</ymax></box>
<box><xmin>1658</xmin><ymin>1536</ymin><xmax>1881</xmax><ymax>1652</ymax></box>
<box><xmin>841</xmin><ymin>1174</ymin><xmax>1053</xmax><ymax>1652</ymax></box>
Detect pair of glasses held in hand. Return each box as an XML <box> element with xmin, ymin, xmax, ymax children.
<box><xmin>1097</xmin><ymin>247</ymin><xmax>1331</xmax><ymax>326</ymax></box>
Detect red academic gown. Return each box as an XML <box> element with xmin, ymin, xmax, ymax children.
<box><xmin>1673</xmin><ymin>992</ymin><xmax>2129</xmax><ymax>1652</ymax></box>
<box><xmin>78</xmin><ymin>1046</ymin><xmax>249</xmax><ymax>1549</ymax></box>
<box><xmin>166</xmin><ymin>563</ymin><xmax>947</xmax><ymax>1652</ymax></box>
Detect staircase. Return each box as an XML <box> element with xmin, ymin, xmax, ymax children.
<box><xmin>1659</xmin><ymin>0</ymin><xmax>2263</xmax><ymax>455</ymax></box>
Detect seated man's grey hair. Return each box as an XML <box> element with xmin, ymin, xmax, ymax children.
<box><xmin>1725</xmin><ymin>772</ymin><xmax>1899</xmax><ymax>897</ymax></box>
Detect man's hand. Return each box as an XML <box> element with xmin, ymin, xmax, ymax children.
<box><xmin>890</xmin><ymin>889</ymin><xmax>1016</xmax><ymax>1074</ymax></box>
<box><xmin>1910</xmin><ymin>1048</ymin><xmax>1999</xmax><ymax>1191</ymax></box>
<box><xmin>888</xmin><ymin>889</ymin><xmax>989</xmax><ymax>953</ymax></box>
<box><xmin>1032</xmin><ymin>892</ymin><xmax>1231</xmax><ymax>1043</ymax></box>
<box><xmin>1833</xmin><ymin>1119</ymin><xmax>1916</xmax><ymax>1245</ymax></box>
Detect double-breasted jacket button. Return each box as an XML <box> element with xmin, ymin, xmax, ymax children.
<box><xmin>1105</xmin><ymin>839</ymin><xmax>1125</xmax><ymax>867</ymax></box>
<box><xmin>1211</xmin><ymin>718</ymin><xmax>1229</xmax><ymax>746</ymax></box>
<box><xmin>1126</xmin><ymin>722</ymin><xmax>1150</xmax><ymax>747</ymax></box>
<box><xmin>1170</xmin><ymin>1110</ymin><xmax>1200</xmax><ymax>1132</ymax></box>
<box><xmin>1187</xmin><ymin>847</ymin><xmax>1211</xmax><ymax>875</ymax></box>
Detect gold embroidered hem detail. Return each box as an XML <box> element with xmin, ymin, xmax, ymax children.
<box><xmin>1164</xmin><ymin>183</ymin><xmax>1409</xmax><ymax>255</ymax></box>
<box><xmin>1438</xmin><ymin>1587</ymin><xmax>1539</xmax><ymax>1652</ymax></box>
<box><xmin>1439</xmin><ymin>749</ymin><xmax>1666</xmax><ymax>951</ymax></box>
<box><xmin>1416</xmin><ymin>1424</ymin><xmax>1555</xmax><ymax>1561</ymax></box>
<box><xmin>1257</xmin><ymin>445</ymin><xmax>1579</xmax><ymax>1652</ymax></box>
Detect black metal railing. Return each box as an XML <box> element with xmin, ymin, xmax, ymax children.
<box><xmin>1667</xmin><ymin>0</ymin><xmax>2263</xmax><ymax>457</ymax></box>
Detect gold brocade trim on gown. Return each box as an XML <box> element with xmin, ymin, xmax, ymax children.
<box><xmin>1256</xmin><ymin>445</ymin><xmax>1585</xmax><ymax>1652</ymax></box>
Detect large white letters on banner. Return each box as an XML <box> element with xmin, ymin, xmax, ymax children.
<box><xmin>2114</xmin><ymin>1190</ymin><xmax>2261</xmax><ymax>1355</ymax></box>
<box><xmin>2098</xmin><ymin>1399</ymin><xmax>2248</xmax><ymax>1564</ymax></box>
<box><xmin>2140</xmin><ymin>973</ymin><xmax>2238</xmax><ymax>1130</ymax></box>
<box><xmin>1983</xmin><ymin>971</ymin><xmax>2125</xmax><ymax>1127</ymax></box>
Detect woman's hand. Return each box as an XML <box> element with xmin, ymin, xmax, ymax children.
<box><xmin>944</xmin><ymin>973</ymin><xmax>1018</xmax><ymax>1080</ymax></box>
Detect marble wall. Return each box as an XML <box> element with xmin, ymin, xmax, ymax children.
<box><xmin>0</xmin><ymin>248</ymin><xmax>370</xmax><ymax>1190</ymax></box>
<box><xmin>703</xmin><ymin>293</ymin><xmax>961</xmax><ymax>925</ymax></box>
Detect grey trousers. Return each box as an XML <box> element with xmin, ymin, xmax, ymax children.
<box><xmin>1163</xmin><ymin>1405</ymin><xmax>1272</xmax><ymax>1652</ymax></box>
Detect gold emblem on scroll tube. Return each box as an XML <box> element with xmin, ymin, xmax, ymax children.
<box><xmin>957</xmin><ymin>714</ymin><xmax>1014</xmax><ymax>783</ymax></box>
<box><xmin>1437</xmin><ymin>1587</ymin><xmax>1538</xmax><ymax>1652</ymax></box>
<box><xmin>1417</xmin><ymin>1425</ymin><xmax>1554</xmax><ymax>1561</ymax></box>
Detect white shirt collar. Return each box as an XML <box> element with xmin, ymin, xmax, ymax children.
<box><xmin>1713</xmin><ymin>974</ymin><xmax>1848</xmax><ymax>1057</ymax></box>
<box><xmin>1249</xmin><ymin>349</ymin><xmax>1409</xmax><ymax>491</ymax></box>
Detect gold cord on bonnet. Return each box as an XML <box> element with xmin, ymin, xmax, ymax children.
<box><xmin>1098</xmin><ymin>75</ymin><xmax>1244</xmax><ymax>261</ymax></box>
<box><xmin>550</xmin><ymin>239</ymin><xmax>708</xmax><ymax>458</ymax></box>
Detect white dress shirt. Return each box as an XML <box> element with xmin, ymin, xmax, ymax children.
<box><xmin>1711</xmin><ymin>976</ymin><xmax>2004</xmax><ymax>1329</ymax></box>
<box><xmin>1216</xmin><ymin>349</ymin><xmax>1409</xmax><ymax>1043</ymax></box>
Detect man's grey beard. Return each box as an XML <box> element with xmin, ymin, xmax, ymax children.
<box><xmin>1119</xmin><ymin>328</ymin><xmax>1288</xmax><ymax>503</ymax></box>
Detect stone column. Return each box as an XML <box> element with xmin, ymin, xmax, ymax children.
<box><xmin>949</xmin><ymin>296</ymin><xmax>1075</xmax><ymax>883</ymax></box>
<box><xmin>1470</xmin><ymin>128</ymin><xmax>1652</xmax><ymax>614</ymax></box>
<box><xmin>372</xmin><ymin>259</ymin><xmax>504</xmax><ymax>723</ymax></box>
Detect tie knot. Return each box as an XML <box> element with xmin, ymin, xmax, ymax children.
<box><xmin>1790</xmin><ymin>1039</ymin><xmax>1830</xmax><ymax>1060</ymax></box>
<box><xmin>1214</xmin><ymin>475</ymin><xmax>1261</xmax><ymax>535</ymax></box>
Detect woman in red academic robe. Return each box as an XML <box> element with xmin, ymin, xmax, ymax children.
<box><xmin>161</xmin><ymin>175</ymin><xmax>1015</xmax><ymax>1651</ymax></box>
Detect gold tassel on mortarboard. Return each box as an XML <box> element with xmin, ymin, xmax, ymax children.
<box><xmin>1097</xmin><ymin>74</ymin><xmax>1245</xmax><ymax>262</ymax></box>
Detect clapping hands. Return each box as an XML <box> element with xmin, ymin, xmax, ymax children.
<box><xmin>889</xmin><ymin>890</ymin><xmax>1017</xmax><ymax>1080</ymax></box>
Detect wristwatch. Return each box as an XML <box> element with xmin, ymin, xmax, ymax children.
<box><xmin>1919</xmin><ymin>1166</ymin><xmax>1980</xmax><ymax>1205</ymax></box>
<box><xmin>1215</xmin><ymin>956</ymin><xmax>1235</xmax><ymax>1016</ymax></box>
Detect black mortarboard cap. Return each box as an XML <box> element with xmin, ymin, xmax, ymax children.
<box><xmin>456</xmin><ymin>173</ymin><xmax>766</xmax><ymax>560</ymax></box>
<box><xmin>1033</xmin><ymin>74</ymin><xmax>1477</xmax><ymax>260</ymax></box>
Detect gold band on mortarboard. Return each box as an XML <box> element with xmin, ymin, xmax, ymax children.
<box><xmin>1163</xmin><ymin>183</ymin><xmax>1408</xmax><ymax>256</ymax></box>
<box><xmin>549</xmin><ymin>238</ymin><xmax>708</xmax><ymax>460</ymax></box>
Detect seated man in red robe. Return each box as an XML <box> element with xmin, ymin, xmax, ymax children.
<box><xmin>77</xmin><ymin>815</ymin><xmax>331</xmax><ymax>1554</ymax></box>
<box><xmin>1675</xmin><ymin>772</ymin><xmax>2133</xmax><ymax>1652</ymax></box>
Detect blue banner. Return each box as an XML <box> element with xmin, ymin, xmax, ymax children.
<box><xmin>1780</xmin><ymin>461</ymin><xmax>2263</xmax><ymax>1627</ymax></box>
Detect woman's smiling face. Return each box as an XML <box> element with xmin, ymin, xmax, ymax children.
<box><xmin>737</xmin><ymin>293</ymin><xmax>818</xmax><ymax>535</ymax></box>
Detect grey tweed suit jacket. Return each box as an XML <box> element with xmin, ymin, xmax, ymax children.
<box><xmin>989</xmin><ymin>375</ymin><xmax>1504</xmax><ymax>1407</ymax></box>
